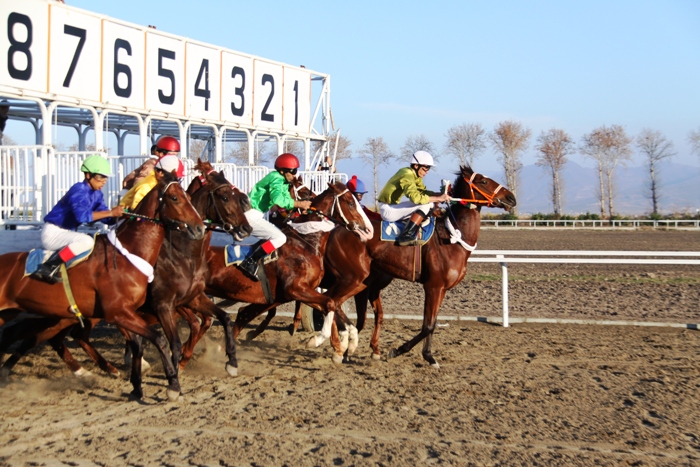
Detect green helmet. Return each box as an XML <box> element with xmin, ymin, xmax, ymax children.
<box><xmin>80</xmin><ymin>155</ymin><xmax>112</xmax><ymax>176</ymax></box>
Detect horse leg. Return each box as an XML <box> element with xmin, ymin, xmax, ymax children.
<box><xmin>68</xmin><ymin>319</ymin><xmax>121</xmax><ymax>376</ymax></box>
<box><xmin>290</xmin><ymin>303</ymin><xmax>302</xmax><ymax>335</ymax></box>
<box><xmin>0</xmin><ymin>317</ymin><xmax>74</xmax><ymax>378</ymax></box>
<box><xmin>368</xmin><ymin>294</ymin><xmax>385</xmax><ymax>360</ymax></box>
<box><xmin>233</xmin><ymin>302</ymin><xmax>278</xmax><ymax>342</ymax></box>
<box><xmin>387</xmin><ymin>286</ymin><xmax>446</xmax><ymax>368</ymax></box>
<box><xmin>246</xmin><ymin>307</ymin><xmax>276</xmax><ymax>341</ymax></box>
<box><xmin>176</xmin><ymin>305</ymin><xmax>203</xmax><ymax>370</ymax></box>
<box><xmin>0</xmin><ymin>309</ymin><xmax>21</xmax><ymax>328</ymax></box>
<box><xmin>115</xmin><ymin>315</ymin><xmax>181</xmax><ymax>401</ymax></box>
<box><xmin>121</xmin><ymin>325</ymin><xmax>152</xmax><ymax>373</ymax></box>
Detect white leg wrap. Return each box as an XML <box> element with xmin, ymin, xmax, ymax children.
<box><xmin>347</xmin><ymin>325</ymin><xmax>359</xmax><ymax>354</ymax></box>
<box><xmin>339</xmin><ymin>330</ymin><xmax>349</xmax><ymax>353</ymax></box>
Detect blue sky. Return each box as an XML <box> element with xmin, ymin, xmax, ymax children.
<box><xmin>19</xmin><ymin>1</ymin><xmax>700</xmax><ymax>189</ymax></box>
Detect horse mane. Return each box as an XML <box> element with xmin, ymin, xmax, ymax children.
<box><xmin>194</xmin><ymin>158</ymin><xmax>214</xmax><ymax>174</ymax></box>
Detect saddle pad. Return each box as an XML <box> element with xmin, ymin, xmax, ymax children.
<box><xmin>380</xmin><ymin>217</ymin><xmax>436</xmax><ymax>245</ymax></box>
<box><xmin>224</xmin><ymin>244</ymin><xmax>278</xmax><ymax>267</ymax></box>
<box><xmin>24</xmin><ymin>248</ymin><xmax>91</xmax><ymax>276</ymax></box>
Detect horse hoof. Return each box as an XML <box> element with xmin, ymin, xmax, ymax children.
<box><xmin>225</xmin><ymin>364</ymin><xmax>238</xmax><ymax>377</ymax></box>
<box><xmin>128</xmin><ymin>390</ymin><xmax>143</xmax><ymax>401</ymax></box>
<box><xmin>73</xmin><ymin>368</ymin><xmax>93</xmax><ymax>378</ymax></box>
<box><xmin>331</xmin><ymin>353</ymin><xmax>344</xmax><ymax>365</ymax></box>
<box><xmin>288</xmin><ymin>324</ymin><xmax>296</xmax><ymax>336</ymax></box>
<box><xmin>141</xmin><ymin>358</ymin><xmax>151</xmax><ymax>372</ymax></box>
<box><xmin>386</xmin><ymin>348</ymin><xmax>397</xmax><ymax>360</ymax></box>
<box><xmin>307</xmin><ymin>336</ymin><xmax>324</xmax><ymax>348</ymax></box>
<box><xmin>166</xmin><ymin>389</ymin><xmax>180</xmax><ymax>402</ymax></box>
<box><xmin>430</xmin><ymin>362</ymin><xmax>440</xmax><ymax>369</ymax></box>
<box><xmin>245</xmin><ymin>331</ymin><xmax>257</xmax><ymax>341</ymax></box>
<box><xmin>371</xmin><ymin>353</ymin><xmax>381</xmax><ymax>361</ymax></box>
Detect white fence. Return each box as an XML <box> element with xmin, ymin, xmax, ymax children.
<box><xmin>0</xmin><ymin>146</ymin><xmax>352</xmax><ymax>226</ymax></box>
<box><xmin>467</xmin><ymin>250</ymin><xmax>700</xmax><ymax>328</ymax></box>
<box><xmin>482</xmin><ymin>219</ymin><xmax>700</xmax><ymax>229</ymax></box>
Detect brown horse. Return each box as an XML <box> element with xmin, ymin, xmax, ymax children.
<box><xmin>0</xmin><ymin>171</ymin><xmax>205</xmax><ymax>400</ymax></box>
<box><xmin>200</xmin><ymin>181</ymin><xmax>370</xmax><ymax>364</ymax></box>
<box><xmin>322</xmin><ymin>165</ymin><xmax>516</xmax><ymax>367</ymax></box>
<box><xmin>0</xmin><ymin>161</ymin><xmax>253</xmax><ymax>381</ymax></box>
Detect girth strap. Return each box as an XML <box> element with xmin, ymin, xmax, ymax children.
<box><xmin>60</xmin><ymin>264</ymin><xmax>85</xmax><ymax>328</ymax></box>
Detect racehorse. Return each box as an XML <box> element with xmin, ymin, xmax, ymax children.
<box><xmin>0</xmin><ymin>160</ymin><xmax>253</xmax><ymax>382</ymax></box>
<box><xmin>322</xmin><ymin>165</ymin><xmax>516</xmax><ymax>367</ymax></box>
<box><xmin>0</xmin><ymin>171</ymin><xmax>205</xmax><ymax>400</ymax></box>
<box><xmin>199</xmin><ymin>181</ymin><xmax>371</xmax><ymax>364</ymax></box>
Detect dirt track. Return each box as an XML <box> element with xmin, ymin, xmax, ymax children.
<box><xmin>0</xmin><ymin>228</ymin><xmax>699</xmax><ymax>466</ymax></box>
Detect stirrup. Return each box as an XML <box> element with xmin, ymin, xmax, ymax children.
<box><xmin>239</xmin><ymin>258</ymin><xmax>260</xmax><ymax>281</ymax></box>
<box><xmin>30</xmin><ymin>265</ymin><xmax>63</xmax><ymax>284</ymax></box>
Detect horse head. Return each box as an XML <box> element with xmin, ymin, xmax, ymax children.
<box><xmin>145</xmin><ymin>170</ymin><xmax>206</xmax><ymax>240</ymax></box>
<box><xmin>187</xmin><ymin>159</ymin><xmax>253</xmax><ymax>241</ymax></box>
<box><xmin>289</xmin><ymin>175</ymin><xmax>314</xmax><ymax>202</ymax></box>
<box><xmin>451</xmin><ymin>165</ymin><xmax>517</xmax><ymax>211</ymax></box>
<box><xmin>309</xmin><ymin>181</ymin><xmax>370</xmax><ymax>239</ymax></box>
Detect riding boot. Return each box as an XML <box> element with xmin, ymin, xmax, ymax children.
<box><xmin>396</xmin><ymin>210</ymin><xmax>428</xmax><ymax>246</ymax></box>
<box><xmin>30</xmin><ymin>252</ymin><xmax>64</xmax><ymax>284</ymax></box>
<box><xmin>239</xmin><ymin>243</ymin><xmax>270</xmax><ymax>281</ymax></box>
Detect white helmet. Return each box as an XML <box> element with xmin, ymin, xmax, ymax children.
<box><xmin>411</xmin><ymin>150</ymin><xmax>434</xmax><ymax>167</ymax></box>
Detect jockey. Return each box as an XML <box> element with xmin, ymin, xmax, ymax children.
<box><xmin>121</xmin><ymin>143</ymin><xmax>159</xmax><ymax>190</ymax></box>
<box><xmin>240</xmin><ymin>153</ymin><xmax>312</xmax><ymax>280</ymax></box>
<box><xmin>119</xmin><ymin>137</ymin><xmax>185</xmax><ymax>210</ymax></box>
<box><xmin>31</xmin><ymin>155</ymin><xmax>124</xmax><ymax>284</ymax></box>
<box><xmin>347</xmin><ymin>175</ymin><xmax>381</xmax><ymax>221</ymax></box>
<box><xmin>377</xmin><ymin>151</ymin><xmax>451</xmax><ymax>246</ymax></box>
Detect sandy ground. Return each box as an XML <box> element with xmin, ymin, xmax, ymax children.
<box><xmin>0</xmin><ymin>227</ymin><xmax>699</xmax><ymax>466</ymax></box>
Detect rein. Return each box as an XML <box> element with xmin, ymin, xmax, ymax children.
<box><xmin>305</xmin><ymin>188</ymin><xmax>354</xmax><ymax>229</ymax></box>
<box><xmin>203</xmin><ymin>183</ymin><xmax>237</xmax><ymax>233</ymax></box>
<box><xmin>120</xmin><ymin>181</ymin><xmax>191</xmax><ymax>233</ymax></box>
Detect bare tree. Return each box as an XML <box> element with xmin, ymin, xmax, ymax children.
<box><xmin>225</xmin><ymin>140</ymin><xmax>273</xmax><ymax>166</ymax></box>
<box><xmin>358</xmin><ymin>137</ymin><xmax>394</xmax><ymax>210</ymax></box>
<box><xmin>636</xmin><ymin>129</ymin><xmax>675</xmax><ymax>216</ymax></box>
<box><xmin>444</xmin><ymin>123</ymin><xmax>487</xmax><ymax>167</ymax></box>
<box><xmin>401</xmin><ymin>134</ymin><xmax>435</xmax><ymax>161</ymax></box>
<box><xmin>580</xmin><ymin>127</ymin><xmax>609</xmax><ymax>219</ymax></box>
<box><xmin>690</xmin><ymin>127</ymin><xmax>700</xmax><ymax>159</ymax></box>
<box><xmin>535</xmin><ymin>128</ymin><xmax>573</xmax><ymax>216</ymax></box>
<box><xmin>313</xmin><ymin>131</ymin><xmax>353</xmax><ymax>162</ymax></box>
<box><xmin>602</xmin><ymin>125</ymin><xmax>632</xmax><ymax>218</ymax></box>
<box><xmin>188</xmin><ymin>139</ymin><xmax>208</xmax><ymax>161</ymax></box>
<box><xmin>489</xmin><ymin>120</ymin><xmax>530</xmax><ymax>215</ymax></box>
<box><xmin>67</xmin><ymin>142</ymin><xmax>97</xmax><ymax>152</ymax></box>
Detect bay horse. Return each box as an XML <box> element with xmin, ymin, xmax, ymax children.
<box><xmin>0</xmin><ymin>171</ymin><xmax>205</xmax><ymax>400</ymax></box>
<box><xmin>0</xmin><ymin>160</ymin><xmax>253</xmax><ymax>381</ymax></box>
<box><xmin>199</xmin><ymin>181</ymin><xmax>371</xmax><ymax>364</ymax></box>
<box><xmin>322</xmin><ymin>165</ymin><xmax>516</xmax><ymax>367</ymax></box>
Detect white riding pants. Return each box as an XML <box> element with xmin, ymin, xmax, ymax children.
<box><xmin>378</xmin><ymin>201</ymin><xmax>432</xmax><ymax>222</ymax></box>
<box><xmin>41</xmin><ymin>222</ymin><xmax>94</xmax><ymax>257</ymax></box>
<box><xmin>244</xmin><ymin>209</ymin><xmax>287</xmax><ymax>249</ymax></box>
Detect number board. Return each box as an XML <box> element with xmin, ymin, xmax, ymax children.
<box><xmin>0</xmin><ymin>0</ymin><xmax>314</xmax><ymax>134</ymax></box>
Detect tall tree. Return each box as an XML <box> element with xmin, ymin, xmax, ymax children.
<box><xmin>690</xmin><ymin>127</ymin><xmax>700</xmax><ymax>159</ymax></box>
<box><xmin>580</xmin><ymin>127</ymin><xmax>610</xmax><ymax>219</ymax></box>
<box><xmin>489</xmin><ymin>120</ymin><xmax>530</xmax><ymax>215</ymax></box>
<box><xmin>358</xmin><ymin>137</ymin><xmax>394</xmax><ymax>210</ymax></box>
<box><xmin>444</xmin><ymin>123</ymin><xmax>487</xmax><ymax>167</ymax></box>
<box><xmin>602</xmin><ymin>125</ymin><xmax>633</xmax><ymax>218</ymax></box>
<box><xmin>636</xmin><ymin>129</ymin><xmax>675</xmax><ymax>215</ymax></box>
<box><xmin>535</xmin><ymin>128</ymin><xmax>573</xmax><ymax>216</ymax></box>
<box><xmin>313</xmin><ymin>131</ymin><xmax>353</xmax><ymax>162</ymax></box>
<box><xmin>188</xmin><ymin>139</ymin><xmax>208</xmax><ymax>160</ymax></box>
<box><xmin>225</xmin><ymin>140</ymin><xmax>273</xmax><ymax>166</ymax></box>
<box><xmin>401</xmin><ymin>134</ymin><xmax>435</xmax><ymax>161</ymax></box>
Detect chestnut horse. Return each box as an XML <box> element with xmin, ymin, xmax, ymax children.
<box><xmin>0</xmin><ymin>161</ymin><xmax>253</xmax><ymax>381</ymax></box>
<box><xmin>0</xmin><ymin>171</ymin><xmax>205</xmax><ymax>400</ymax></box>
<box><xmin>322</xmin><ymin>165</ymin><xmax>516</xmax><ymax>367</ymax></box>
<box><xmin>199</xmin><ymin>181</ymin><xmax>371</xmax><ymax>364</ymax></box>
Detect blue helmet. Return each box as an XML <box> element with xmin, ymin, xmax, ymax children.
<box><xmin>347</xmin><ymin>175</ymin><xmax>367</xmax><ymax>194</ymax></box>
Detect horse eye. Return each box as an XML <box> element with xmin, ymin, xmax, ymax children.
<box><xmin>170</xmin><ymin>195</ymin><xmax>178</xmax><ymax>202</ymax></box>
<box><xmin>221</xmin><ymin>196</ymin><xmax>229</xmax><ymax>202</ymax></box>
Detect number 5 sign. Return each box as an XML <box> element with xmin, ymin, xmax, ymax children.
<box><xmin>0</xmin><ymin>0</ymin><xmax>314</xmax><ymax>135</ymax></box>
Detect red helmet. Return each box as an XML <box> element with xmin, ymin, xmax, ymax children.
<box><xmin>156</xmin><ymin>136</ymin><xmax>180</xmax><ymax>153</ymax></box>
<box><xmin>274</xmin><ymin>153</ymin><xmax>300</xmax><ymax>171</ymax></box>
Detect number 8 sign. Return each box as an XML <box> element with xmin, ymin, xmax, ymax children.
<box><xmin>0</xmin><ymin>0</ymin><xmax>315</xmax><ymax>136</ymax></box>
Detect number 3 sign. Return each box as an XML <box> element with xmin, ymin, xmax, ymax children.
<box><xmin>0</xmin><ymin>0</ymin><xmax>313</xmax><ymax>134</ymax></box>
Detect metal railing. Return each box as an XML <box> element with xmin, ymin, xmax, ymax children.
<box><xmin>481</xmin><ymin>219</ymin><xmax>700</xmax><ymax>228</ymax></box>
<box><xmin>468</xmin><ymin>250</ymin><xmax>700</xmax><ymax>328</ymax></box>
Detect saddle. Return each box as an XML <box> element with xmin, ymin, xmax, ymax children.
<box><xmin>24</xmin><ymin>248</ymin><xmax>91</xmax><ymax>277</ymax></box>
<box><xmin>379</xmin><ymin>217</ymin><xmax>436</xmax><ymax>245</ymax></box>
<box><xmin>224</xmin><ymin>243</ymin><xmax>278</xmax><ymax>267</ymax></box>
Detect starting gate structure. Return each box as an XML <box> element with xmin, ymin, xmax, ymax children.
<box><xmin>0</xmin><ymin>0</ymin><xmax>345</xmax><ymax>226</ymax></box>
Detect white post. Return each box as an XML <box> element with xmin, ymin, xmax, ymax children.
<box><xmin>498</xmin><ymin>254</ymin><xmax>509</xmax><ymax>328</ymax></box>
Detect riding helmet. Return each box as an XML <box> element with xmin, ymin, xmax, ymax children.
<box><xmin>411</xmin><ymin>150</ymin><xmax>434</xmax><ymax>167</ymax></box>
<box><xmin>156</xmin><ymin>155</ymin><xmax>185</xmax><ymax>178</ymax></box>
<box><xmin>80</xmin><ymin>155</ymin><xmax>112</xmax><ymax>176</ymax></box>
<box><xmin>274</xmin><ymin>153</ymin><xmax>300</xmax><ymax>170</ymax></box>
<box><xmin>347</xmin><ymin>175</ymin><xmax>367</xmax><ymax>194</ymax></box>
<box><xmin>156</xmin><ymin>136</ymin><xmax>181</xmax><ymax>153</ymax></box>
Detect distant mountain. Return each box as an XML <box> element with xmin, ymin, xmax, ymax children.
<box><xmin>515</xmin><ymin>161</ymin><xmax>700</xmax><ymax>216</ymax></box>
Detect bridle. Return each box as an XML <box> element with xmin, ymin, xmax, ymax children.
<box><xmin>121</xmin><ymin>181</ymin><xmax>192</xmax><ymax>232</ymax></box>
<box><xmin>451</xmin><ymin>172</ymin><xmax>504</xmax><ymax>208</ymax></box>
<box><xmin>305</xmin><ymin>188</ymin><xmax>358</xmax><ymax>230</ymax></box>
<box><xmin>203</xmin><ymin>183</ymin><xmax>238</xmax><ymax>233</ymax></box>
